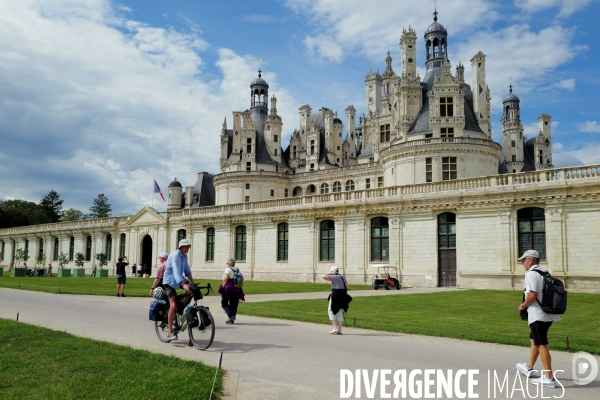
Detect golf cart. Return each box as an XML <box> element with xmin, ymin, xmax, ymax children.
<box><xmin>371</xmin><ymin>264</ymin><xmax>401</xmax><ymax>290</ymax></box>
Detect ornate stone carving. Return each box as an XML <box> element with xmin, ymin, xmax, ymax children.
<box><xmin>547</xmin><ymin>208</ymin><xmax>563</xmax><ymax>221</ymax></box>
<box><xmin>498</xmin><ymin>211</ymin><xmax>510</xmax><ymax>221</ymax></box>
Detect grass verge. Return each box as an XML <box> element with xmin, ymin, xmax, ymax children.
<box><xmin>239</xmin><ymin>290</ymin><xmax>600</xmax><ymax>355</ymax></box>
<box><xmin>0</xmin><ymin>318</ymin><xmax>221</xmax><ymax>399</ymax></box>
<box><xmin>0</xmin><ymin>276</ymin><xmax>372</xmax><ymax>296</ymax></box>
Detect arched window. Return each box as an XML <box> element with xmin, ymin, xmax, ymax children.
<box><xmin>518</xmin><ymin>207</ymin><xmax>546</xmax><ymax>261</ymax></box>
<box><xmin>308</xmin><ymin>184</ymin><xmax>316</xmax><ymax>194</ymax></box>
<box><xmin>320</xmin><ymin>183</ymin><xmax>329</xmax><ymax>194</ymax></box>
<box><xmin>332</xmin><ymin>181</ymin><xmax>342</xmax><ymax>193</ymax></box>
<box><xmin>53</xmin><ymin>237</ymin><xmax>59</xmax><ymax>261</ymax></box>
<box><xmin>345</xmin><ymin>180</ymin><xmax>355</xmax><ymax>191</ymax></box>
<box><xmin>320</xmin><ymin>220</ymin><xmax>335</xmax><ymax>261</ymax></box>
<box><xmin>177</xmin><ymin>229</ymin><xmax>186</xmax><ymax>243</ymax></box>
<box><xmin>292</xmin><ymin>186</ymin><xmax>303</xmax><ymax>197</ymax></box>
<box><xmin>206</xmin><ymin>227</ymin><xmax>215</xmax><ymax>261</ymax></box>
<box><xmin>119</xmin><ymin>233</ymin><xmax>126</xmax><ymax>257</ymax></box>
<box><xmin>86</xmin><ymin>235</ymin><xmax>92</xmax><ymax>261</ymax></box>
<box><xmin>236</xmin><ymin>226</ymin><xmax>247</xmax><ymax>261</ymax></box>
<box><xmin>106</xmin><ymin>234</ymin><xmax>112</xmax><ymax>261</ymax></box>
<box><xmin>277</xmin><ymin>223</ymin><xmax>289</xmax><ymax>261</ymax></box>
<box><xmin>371</xmin><ymin>217</ymin><xmax>389</xmax><ymax>261</ymax></box>
<box><xmin>69</xmin><ymin>237</ymin><xmax>74</xmax><ymax>261</ymax></box>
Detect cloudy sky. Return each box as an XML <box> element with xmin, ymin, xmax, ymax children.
<box><xmin>1</xmin><ymin>0</ymin><xmax>599</xmax><ymax>216</ymax></box>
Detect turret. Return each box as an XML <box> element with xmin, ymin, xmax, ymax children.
<box><xmin>501</xmin><ymin>85</ymin><xmax>524</xmax><ymax>173</ymax></box>
<box><xmin>250</xmin><ymin>69</ymin><xmax>269</xmax><ymax>133</ymax></box>
<box><xmin>535</xmin><ymin>114</ymin><xmax>553</xmax><ymax>169</ymax></box>
<box><xmin>470</xmin><ymin>51</ymin><xmax>491</xmax><ymax>136</ymax></box>
<box><xmin>167</xmin><ymin>178</ymin><xmax>183</xmax><ymax>211</ymax></box>
<box><xmin>424</xmin><ymin>8</ymin><xmax>448</xmax><ymax>71</ymax></box>
<box><xmin>400</xmin><ymin>26</ymin><xmax>417</xmax><ymax>77</ymax></box>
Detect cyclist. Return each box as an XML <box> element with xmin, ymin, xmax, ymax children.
<box><xmin>149</xmin><ymin>252</ymin><xmax>168</xmax><ymax>297</ymax></box>
<box><xmin>163</xmin><ymin>239</ymin><xmax>197</xmax><ymax>341</ymax></box>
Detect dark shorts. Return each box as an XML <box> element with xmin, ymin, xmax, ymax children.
<box><xmin>164</xmin><ymin>285</ymin><xmax>178</xmax><ymax>299</ymax></box>
<box><xmin>117</xmin><ymin>275</ymin><xmax>126</xmax><ymax>285</ymax></box>
<box><xmin>529</xmin><ymin>321</ymin><xmax>553</xmax><ymax>346</ymax></box>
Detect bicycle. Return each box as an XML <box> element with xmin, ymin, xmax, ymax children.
<box><xmin>154</xmin><ymin>283</ymin><xmax>215</xmax><ymax>350</ymax></box>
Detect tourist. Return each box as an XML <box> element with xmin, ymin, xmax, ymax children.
<box><xmin>322</xmin><ymin>266</ymin><xmax>350</xmax><ymax>335</ymax></box>
<box><xmin>149</xmin><ymin>252</ymin><xmax>168</xmax><ymax>296</ymax></box>
<box><xmin>115</xmin><ymin>256</ymin><xmax>129</xmax><ymax>297</ymax></box>
<box><xmin>220</xmin><ymin>258</ymin><xmax>244</xmax><ymax>324</ymax></box>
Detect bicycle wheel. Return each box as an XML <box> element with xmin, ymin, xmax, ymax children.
<box><xmin>155</xmin><ymin>311</ymin><xmax>178</xmax><ymax>343</ymax></box>
<box><xmin>189</xmin><ymin>308</ymin><xmax>215</xmax><ymax>350</ymax></box>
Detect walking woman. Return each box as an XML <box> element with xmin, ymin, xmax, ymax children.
<box><xmin>322</xmin><ymin>266</ymin><xmax>350</xmax><ymax>334</ymax></box>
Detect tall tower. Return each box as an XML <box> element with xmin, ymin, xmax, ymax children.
<box><xmin>424</xmin><ymin>8</ymin><xmax>448</xmax><ymax>71</ymax></box>
<box><xmin>167</xmin><ymin>178</ymin><xmax>183</xmax><ymax>211</ymax></box>
<box><xmin>400</xmin><ymin>26</ymin><xmax>417</xmax><ymax>77</ymax></box>
<box><xmin>470</xmin><ymin>51</ymin><xmax>490</xmax><ymax>136</ymax></box>
<box><xmin>501</xmin><ymin>85</ymin><xmax>524</xmax><ymax>173</ymax></box>
<box><xmin>535</xmin><ymin>114</ymin><xmax>553</xmax><ymax>169</ymax></box>
<box><xmin>265</xmin><ymin>96</ymin><xmax>282</xmax><ymax>164</ymax></box>
<box><xmin>250</xmin><ymin>69</ymin><xmax>269</xmax><ymax>132</ymax></box>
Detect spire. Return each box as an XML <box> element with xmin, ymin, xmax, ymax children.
<box><xmin>433</xmin><ymin>0</ymin><xmax>438</xmax><ymax>21</ymax></box>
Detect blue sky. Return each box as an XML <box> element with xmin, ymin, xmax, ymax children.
<box><xmin>0</xmin><ymin>0</ymin><xmax>598</xmax><ymax>216</ymax></box>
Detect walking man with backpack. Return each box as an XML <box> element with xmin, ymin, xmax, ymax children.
<box><xmin>516</xmin><ymin>249</ymin><xmax>561</xmax><ymax>388</ymax></box>
<box><xmin>221</xmin><ymin>258</ymin><xmax>243</xmax><ymax>324</ymax></box>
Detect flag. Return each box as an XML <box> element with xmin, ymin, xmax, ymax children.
<box><xmin>154</xmin><ymin>179</ymin><xmax>166</xmax><ymax>201</ymax></box>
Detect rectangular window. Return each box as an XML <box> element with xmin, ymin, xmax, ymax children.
<box><xmin>440</xmin><ymin>97</ymin><xmax>454</xmax><ymax>117</ymax></box>
<box><xmin>277</xmin><ymin>223</ymin><xmax>289</xmax><ymax>261</ymax></box>
<box><xmin>425</xmin><ymin>133</ymin><xmax>433</xmax><ymax>139</ymax></box>
<box><xmin>246</xmin><ymin>138</ymin><xmax>252</xmax><ymax>154</ymax></box>
<box><xmin>245</xmin><ymin>196</ymin><xmax>250</xmax><ymax>203</ymax></box>
<box><xmin>270</xmin><ymin>189</ymin><xmax>274</xmax><ymax>197</ymax></box>
<box><xmin>380</xmin><ymin>124</ymin><xmax>391</xmax><ymax>142</ymax></box>
<box><xmin>366</xmin><ymin>178</ymin><xmax>371</xmax><ymax>189</ymax></box>
<box><xmin>377</xmin><ymin>177</ymin><xmax>384</xmax><ymax>188</ymax></box>
<box><xmin>512</xmin><ymin>155</ymin><xmax>517</xmax><ymax>162</ymax></box>
<box><xmin>511</xmin><ymin>140</ymin><xmax>516</xmax><ymax>147</ymax></box>
<box><xmin>442</xmin><ymin>157</ymin><xmax>457</xmax><ymax>180</ymax></box>
<box><xmin>69</xmin><ymin>237</ymin><xmax>74</xmax><ymax>261</ymax></box>
<box><xmin>319</xmin><ymin>221</ymin><xmax>335</xmax><ymax>261</ymax></box>
<box><xmin>53</xmin><ymin>237</ymin><xmax>59</xmax><ymax>261</ymax></box>
<box><xmin>245</xmin><ymin>183</ymin><xmax>250</xmax><ymax>189</ymax></box>
<box><xmin>518</xmin><ymin>208</ymin><xmax>546</xmax><ymax>261</ymax></box>
<box><xmin>105</xmin><ymin>234</ymin><xmax>112</xmax><ymax>261</ymax></box>
<box><xmin>337</xmin><ymin>146</ymin><xmax>340</xmax><ymax>150</ymax></box>
<box><xmin>246</xmin><ymin>162</ymin><xmax>251</xmax><ymax>171</ymax></box>
<box><xmin>285</xmin><ymin>188</ymin><xmax>289</xmax><ymax>197</ymax></box>
<box><xmin>441</xmin><ymin>127</ymin><xmax>454</xmax><ymax>141</ymax></box>
<box><xmin>206</xmin><ymin>228</ymin><xmax>215</xmax><ymax>261</ymax></box>
<box><xmin>274</xmin><ymin>135</ymin><xmax>278</xmax><ymax>143</ymax></box>
<box><xmin>235</xmin><ymin>226</ymin><xmax>247</xmax><ymax>261</ymax></box>
<box><xmin>292</xmin><ymin>146</ymin><xmax>297</xmax><ymax>160</ymax></box>
<box><xmin>310</xmin><ymin>163</ymin><xmax>314</xmax><ymax>171</ymax></box>
<box><xmin>426</xmin><ymin>158</ymin><xmax>432</xmax><ymax>182</ymax></box>
<box><xmin>86</xmin><ymin>236</ymin><xmax>92</xmax><ymax>261</ymax></box>
<box><xmin>119</xmin><ymin>234</ymin><xmax>126</xmax><ymax>257</ymax></box>
<box><xmin>274</xmin><ymin>148</ymin><xmax>277</xmax><ymax>156</ymax></box>
<box><xmin>311</xmin><ymin>140</ymin><xmax>315</xmax><ymax>155</ymax></box>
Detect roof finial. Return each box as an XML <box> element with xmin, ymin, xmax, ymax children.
<box><xmin>433</xmin><ymin>0</ymin><xmax>438</xmax><ymax>22</ymax></box>
<box><xmin>509</xmin><ymin>76</ymin><xmax>513</xmax><ymax>92</ymax></box>
<box><xmin>258</xmin><ymin>58</ymin><xmax>263</xmax><ymax>78</ymax></box>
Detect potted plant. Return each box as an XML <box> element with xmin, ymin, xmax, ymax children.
<box><xmin>10</xmin><ymin>249</ymin><xmax>29</xmax><ymax>277</ymax></box>
<box><xmin>73</xmin><ymin>252</ymin><xmax>85</xmax><ymax>277</ymax></box>
<box><xmin>94</xmin><ymin>253</ymin><xmax>109</xmax><ymax>278</ymax></box>
<box><xmin>57</xmin><ymin>252</ymin><xmax>71</xmax><ymax>277</ymax></box>
<box><xmin>35</xmin><ymin>252</ymin><xmax>47</xmax><ymax>276</ymax></box>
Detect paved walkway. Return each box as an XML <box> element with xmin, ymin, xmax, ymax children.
<box><xmin>0</xmin><ymin>287</ymin><xmax>598</xmax><ymax>399</ymax></box>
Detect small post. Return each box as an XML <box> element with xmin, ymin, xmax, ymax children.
<box><xmin>209</xmin><ymin>352</ymin><xmax>224</xmax><ymax>400</ymax></box>
<box><xmin>566</xmin><ymin>336</ymin><xmax>571</xmax><ymax>352</ymax></box>
<box><xmin>354</xmin><ymin>317</ymin><xmax>356</xmax><ymax>327</ymax></box>
<box><xmin>16</xmin><ymin>313</ymin><xmax>19</xmax><ymax>322</ymax></box>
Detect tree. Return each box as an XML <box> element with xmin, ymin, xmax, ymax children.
<box><xmin>74</xmin><ymin>252</ymin><xmax>85</xmax><ymax>268</ymax></box>
<box><xmin>39</xmin><ymin>190</ymin><xmax>64</xmax><ymax>222</ymax></box>
<box><xmin>89</xmin><ymin>194</ymin><xmax>112</xmax><ymax>219</ymax></box>
<box><xmin>0</xmin><ymin>200</ymin><xmax>51</xmax><ymax>228</ymax></box>
<box><xmin>58</xmin><ymin>252</ymin><xmax>69</xmax><ymax>267</ymax></box>
<box><xmin>95</xmin><ymin>253</ymin><xmax>108</xmax><ymax>268</ymax></box>
<box><xmin>61</xmin><ymin>208</ymin><xmax>84</xmax><ymax>222</ymax></box>
<box><xmin>0</xmin><ymin>251</ymin><xmax>4</xmax><ymax>263</ymax></box>
<box><xmin>14</xmin><ymin>248</ymin><xmax>29</xmax><ymax>267</ymax></box>
<box><xmin>36</xmin><ymin>252</ymin><xmax>46</xmax><ymax>268</ymax></box>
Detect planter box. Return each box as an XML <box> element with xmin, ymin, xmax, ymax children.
<box><xmin>58</xmin><ymin>269</ymin><xmax>71</xmax><ymax>278</ymax></box>
<box><xmin>97</xmin><ymin>269</ymin><xmax>109</xmax><ymax>278</ymax></box>
<box><xmin>0</xmin><ymin>269</ymin><xmax>3</xmax><ymax>277</ymax></box>
<box><xmin>73</xmin><ymin>268</ymin><xmax>85</xmax><ymax>277</ymax></box>
<box><xmin>11</xmin><ymin>268</ymin><xmax>26</xmax><ymax>277</ymax></box>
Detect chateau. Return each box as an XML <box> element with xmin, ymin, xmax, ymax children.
<box><xmin>1</xmin><ymin>13</ymin><xmax>599</xmax><ymax>292</ymax></box>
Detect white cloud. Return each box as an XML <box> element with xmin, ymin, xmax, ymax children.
<box><xmin>553</xmin><ymin>142</ymin><xmax>600</xmax><ymax>166</ymax></box>
<box><xmin>553</xmin><ymin>142</ymin><xmax>563</xmax><ymax>151</ymax></box>
<box><xmin>546</xmin><ymin>79</ymin><xmax>576</xmax><ymax>91</ymax></box>
<box><xmin>514</xmin><ymin>0</ymin><xmax>593</xmax><ymax>17</ymax></box>
<box><xmin>0</xmin><ymin>0</ymin><xmax>299</xmax><ymax>215</ymax></box>
<box><xmin>304</xmin><ymin>34</ymin><xmax>344</xmax><ymax>62</ymax></box>
<box><xmin>578</xmin><ymin>121</ymin><xmax>600</xmax><ymax>133</ymax></box>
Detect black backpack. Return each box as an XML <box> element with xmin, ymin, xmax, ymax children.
<box><xmin>532</xmin><ymin>269</ymin><xmax>567</xmax><ymax>314</ymax></box>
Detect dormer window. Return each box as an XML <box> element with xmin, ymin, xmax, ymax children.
<box><xmin>440</xmin><ymin>97</ymin><xmax>454</xmax><ymax>117</ymax></box>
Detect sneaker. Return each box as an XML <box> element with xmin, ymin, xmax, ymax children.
<box><xmin>121</xmin><ymin>293</ymin><xmax>126</xmax><ymax>297</ymax></box>
<box><xmin>329</xmin><ymin>330</ymin><xmax>338</xmax><ymax>334</ymax></box>
<box><xmin>225</xmin><ymin>317</ymin><xmax>234</xmax><ymax>324</ymax></box>
<box><xmin>166</xmin><ymin>332</ymin><xmax>177</xmax><ymax>341</ymax></box>
<box><xmin>531</xmin><ymin>376</ymin><xmax>556</xmax><ymax>388</ymax></box>
<box><xmin>516</xmin><ymin>362</ymin><xmax>533</xmax><ymax>377</ymax></box>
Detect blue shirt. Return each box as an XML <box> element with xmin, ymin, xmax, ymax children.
<box><xmin>163</xmin><ymin>249</ymin><xmax>191</xmax><ymax>289</ymax></box>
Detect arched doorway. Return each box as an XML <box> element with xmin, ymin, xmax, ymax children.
<box><xmin>141</xmin><ymin>235</ymin><xmax>153</xmax><ymax>276</ymax></box>
<box><xmin>437</xmin><ymin>212</ymin><xmax>456</xmax><ymax>287</ymax></box>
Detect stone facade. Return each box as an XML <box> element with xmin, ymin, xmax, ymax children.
<box><xmin>1</xmin><ymin>13</ymin><xmax>599</xmax><ymax>292</ymax></box>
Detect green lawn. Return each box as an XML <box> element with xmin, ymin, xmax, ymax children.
<box><xmin>0</xmin><ymin>318</ymin><xmax>221</xmax><ymax>399</ymax></box>
<box><xmin>240</xmin><ymin>290</ymin><xmax>600</xmax><ymax>355</ymax></box>
<box><xmin>0</xmin><ymin>276</ymin><xmax>372</xmax><ymax>296</ymax></box>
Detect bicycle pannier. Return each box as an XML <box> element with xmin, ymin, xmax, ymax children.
<box><xmin>149</xmin><ymin>300</ymin><xmax>167</xmax><ymax>321</ymax></box>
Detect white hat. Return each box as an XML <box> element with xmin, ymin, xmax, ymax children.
<box><xmin>178</xmin><ymin>239</ymin><xmax>191</xmax><ymax>248</ymax></box>
<box><xmin>518</xmin><ymin>249</ymin><xmax>539</xmax><ymax>261</ymax></box>
<box><xmin>330</xmin><ymin>266</ymin><xmax>339</xmax><ymax>273</ymax></box>
<box><xmin>158</xmin><ymin>252</ymin><xmax>168</xmax><ymax>258</ymax></box>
